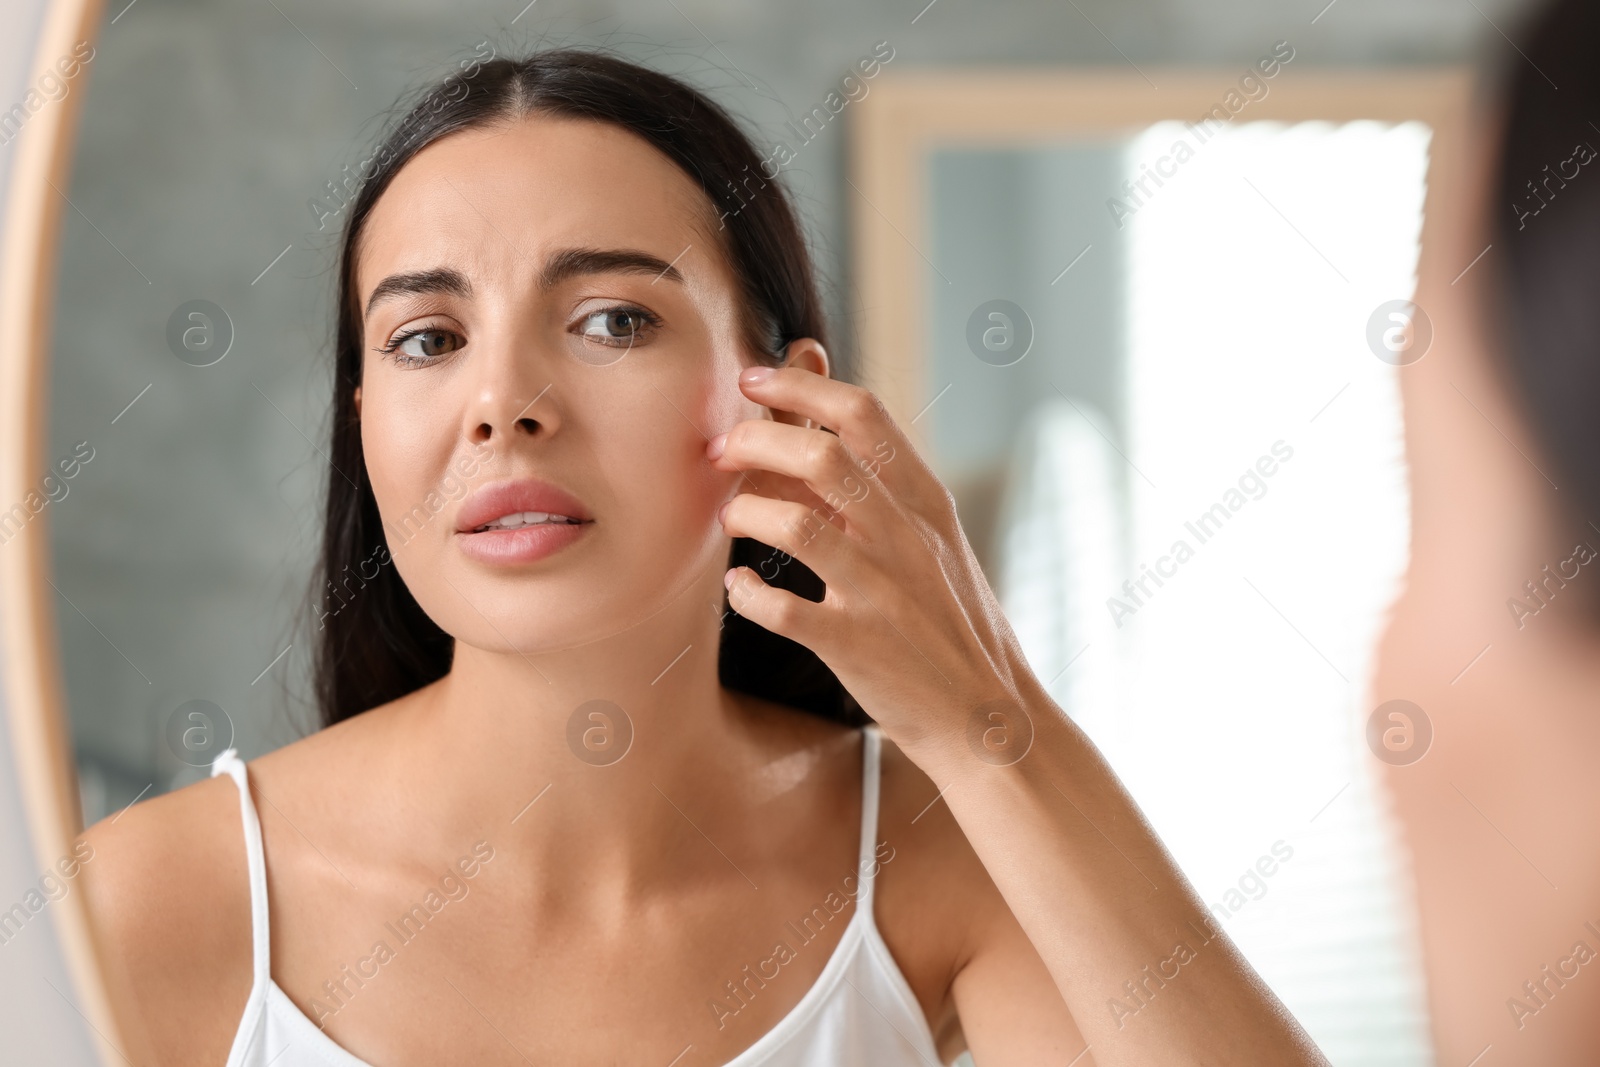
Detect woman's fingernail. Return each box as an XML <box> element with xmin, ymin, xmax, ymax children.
<box><xmin>724</xmin><ymin>567</ymin><xmax>737</xmax><ymax>590</ymax></box>
<box><xmin>707</xmin><ymin>432</ymin><xmax>727</xmax><ymax>459</ymax></box>
<box><xmin>740</xmin><ymin>366</ymin><xmax>776</xmax><ymax>386</ymax></box>
<box><xmin>717</xmin><ymin>499</ymin><xmax>730</xmax><ymax>525</ymax></box>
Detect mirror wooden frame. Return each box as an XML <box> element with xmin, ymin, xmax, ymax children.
<box><xmin>1</xmin><ymin>0</ymin><xmax>134</xmax><ymax>1062</ymax></box>
<box><xmin>847</xmin><ymin>67</ymin><xmax>1475</xmax><ymax>459</ymax></box>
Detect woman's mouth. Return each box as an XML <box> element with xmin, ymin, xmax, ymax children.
<box><xmin>470</xmin><ymin>511</ymin><xmax>584</xmax><ymax>533</ymax></box>
<box><xmin>455</xmin><ymin>480</ymin><xmax>594</xmax><ymax>565</ymax></box>
<box><xmin>457</xmin><ymin>517</ymin><xmax>592</xmax><ymax>565</ymax></box>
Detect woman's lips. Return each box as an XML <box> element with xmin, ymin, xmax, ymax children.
<box><xmin>456</xmin><ymin>520</ymin><xmax>591</xmax><ymax>565</ymax></box>
<box><xmin>454</xmin><ymin>478</ymin><xmax>594</xmax><ymax>565</ymax></box>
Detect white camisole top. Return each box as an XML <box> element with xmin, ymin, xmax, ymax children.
<box><xmin>210</xmin><ymin>724</ymin><xmax>942</xmax><ymax>1066</ymax></box>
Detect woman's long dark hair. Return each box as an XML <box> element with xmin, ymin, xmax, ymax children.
<box><xmin>1490</xmin><ymin>0</ymin><xmax>1600</xmax><ymax>547</ymax></box>
<box><xmin>312</xmin><ymin>49</ymin><xmax>865</xmax><ymax>729</ymax></box>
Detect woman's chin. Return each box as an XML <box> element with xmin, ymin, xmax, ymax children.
<box><xmin>439</xmin><ymin>590</ymin><xmax>681</xmax><ymax>661</ymax></box>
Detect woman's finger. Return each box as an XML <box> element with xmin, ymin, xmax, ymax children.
<box><xmin>710</xmin><ymin>421</ymin><xmax>888</xmax><ymax>531</ymax></box>
<box><xmin>723</xmin><ymin>565</ymin><xmax>830</xmax><ymax>649</ymax></box>
<box><xmin>719</xmin><ymin>491</ymin><xmax>853</xmax><ymax>583</ymax></box>
<box><xmin>737</xmin><ymin>366</ymin><xmax>949</xmax><ymax>512</ymax></box>
<box><xmin>739</xmin><ymin>366</ymin><xmax>904</xmax><ymax>463</ymax></box>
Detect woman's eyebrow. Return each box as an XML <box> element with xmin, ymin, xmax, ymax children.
<box><xmin>364</xmin><ymin>267</ymin><xmax>472</xmax><ymax>320</ymax></box>
<box><xmin>363</xmin><ymin>248</ymin><xmax>684</xmax><ymax>321</ymax></box>
<box><xmin>539</xmin><ymin>247</ymin><xmax>685</xmax><ymax>289</ymax></box>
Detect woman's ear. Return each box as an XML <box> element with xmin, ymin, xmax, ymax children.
<box><xmin>786</xmin><ymin>337</ymin><xmax>830</xmax><ymax>379</ymax></box>
<box><xmin>353</xmin><ymin>385</ymin><xmax>362</xmax><ymax>417</ymax></box>
<box><xmin>769</xmin><ymin>338</ymin><xmax>829</xmax><ymax>428</ymax></box>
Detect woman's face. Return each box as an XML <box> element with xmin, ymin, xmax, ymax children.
<box><xmin>353</xmin><ymin>113</ymin><xmax>770</xmax><ymax>656</ymax></box>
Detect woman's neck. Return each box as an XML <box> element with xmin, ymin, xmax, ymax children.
<box><xmin>380</xmin><ymin>562</ymin><xmax>832</xmax><ymax>899</ymax></box>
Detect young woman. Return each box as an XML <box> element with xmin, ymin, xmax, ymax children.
<box><xmin>79</xmin><ymin>50</ymin><xmax>1327</xmax><ymax>1067</ymax></box>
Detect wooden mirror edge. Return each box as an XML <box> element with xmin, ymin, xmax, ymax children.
<box><xmin>849</xmin><ymin>67</ymin><xmax>1477</xmax><ymax>460</ymax></box>
<box><xmin>0</xmin><ymin>0</ymin><xmax>138</xmax><ymax>1063</ymax></box>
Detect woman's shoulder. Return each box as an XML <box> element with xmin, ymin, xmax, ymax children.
<box><xmin>874</xmin><ymin>728</ymin><xmax>1007</xmax><ymax>922</ymax></box>
<box><xmin>78</xmin><ymin>707</ymin><xmax>392</xmax><ymax>936</ymax></box>
<box><xmin>75</xmin><ymin>708</ymin><xmax>388</xmax><ymax>1063</ymax></box>
<box><xmin>735</xmin><ymin>702</ymin><xmax>1001</xmax><ymax>930</ymax></box>
<box><xmin>77</xmin><ymin>762</ymin><xmax>256</xmax><ymax>1064</ymax></box>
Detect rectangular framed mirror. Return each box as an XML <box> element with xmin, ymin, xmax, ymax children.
<box><xmin>850</xmin><ymin>66</ymin><xmax>1471</xmax><ymax>1065</ymax></box>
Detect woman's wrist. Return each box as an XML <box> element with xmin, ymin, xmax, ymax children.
<box><xmin>886</xmin><ymin>667</ymin><xmax>1069</xmax><ymax>787</ymax></box>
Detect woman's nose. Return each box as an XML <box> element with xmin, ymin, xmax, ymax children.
<box><xmin>462</xmin><ymin>334</ymin><xmax>558</xmax><ymax>446</ymax></box>
<box><xmin>468</xmin><ymin>392</ymin><xmax>545</xmax><ymax>446</ymax></box>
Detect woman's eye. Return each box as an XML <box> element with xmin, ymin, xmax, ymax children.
<box><xmin>578</xmin><ymin>306</ymin><xmax>659</xmax><ymax>348</ymax></box>
<box><xmin>384</xmin><ymin>328</ymin><xmax>462</xmax><ymax>364</ymax></box>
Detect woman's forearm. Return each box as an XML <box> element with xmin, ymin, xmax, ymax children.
<box><xmin>707</xmin><ymin>367</ymin><xmax>1327</xmax><ymax>1064</ymax></box>
<box><xmin>905</xmin><ymin>680</ymin><xmax>1329</xmax><ymax>1067</ymax></box>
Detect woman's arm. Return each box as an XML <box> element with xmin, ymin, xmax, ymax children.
<box><xmin>877</xmin><ymin>735</ymin><xmax>1096</xmax><ymax>1065</ymax></box>
<box><xmin>711</xmin><ymin>361</ymin><xmax>1329</xmax><ymax>1067</ymax></box>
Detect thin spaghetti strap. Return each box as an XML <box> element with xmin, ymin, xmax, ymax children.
<box><xmin>856</xmin><ymin>724</ymin><xmax>883</xmax><ymax>912</ymax></box>
<box><xmin>211</xmin><ymin>748</ymin><xmax>271</xmax><ymax>990</ymax></box>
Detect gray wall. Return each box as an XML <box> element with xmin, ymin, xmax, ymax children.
<box><xmin>46</xmin><ymin>0</ymin><xmax>1527</xmax><ymax>819</ymax></box>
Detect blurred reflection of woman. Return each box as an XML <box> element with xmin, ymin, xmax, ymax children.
<box><xmin>78</xmin><ymin>50</ymin><xmax>1326</xmax><ymax>1067</ymax></box>
<box><xmin>1376</xmin><ymin>0</ymin><xmax>1600</xmax><ymax>1063</ymax></box>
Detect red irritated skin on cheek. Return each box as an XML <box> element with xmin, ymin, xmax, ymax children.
<box><xmin>454</xmin><ymin>478</ymin><xmax>595</xmax><ymax>566</ymax></box>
